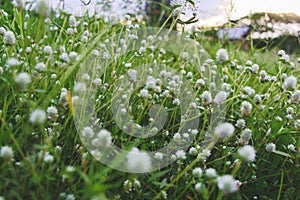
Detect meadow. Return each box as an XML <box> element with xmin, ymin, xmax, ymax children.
<box><xmin>0</xmin><ymin>1</ymin><xmax>299</xmax><ymax>200</ymax></box>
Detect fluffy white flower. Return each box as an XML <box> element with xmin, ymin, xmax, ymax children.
<box><xmin>201</xmin><ymin>91</ymin><xmax>212</xmax><ymax>105</ymax></box>
<box><xmin>205</xmin><ymin>168</ymin><xmax>217</xmax><ymax>178</ymax></box>
<box><xmin>35</xmin><ymin>62</ymin><xmax>47</xmax><ymax>71</ymax></box>
<box><xmin>43</xmin><ymin>152</ymin><xmax>54</xmax><ymax>163</ymax></box>
<box><xmin>287</xmin><ymin>144</ymin><xmax>295</xmax><ymax>152</ymax></box>
<box><xmin>214</xmin><ymin>122</ymin><xmax>235</xmax><ymax>139</ymax></box>
<box><xmin>81</xmin><ymin>126</ymin><xmax>94</xmax><ymax>139</ymax></box>
<box><xmin>266</xmin><ymin>143</ymin><xmax>276</xmax><ymax>152</ymax></box>
<box><xmin>15</xmin><ymin>72</ymin><xmax>31</xmax><ymax>88</ymax></box>
<box><xmin>238</xmin><ymin>145</ymin><xmax>256</xmax><ymax>162</ymax></box>
<box><xmin>0</xmin><ymin>27</ymin><xmax>5</xmax><ymax>35</ymax></box>
<box><xmin>0</xmin><ymin>146</ymin><xmax>14</xmax><ymax>161</ymax></box>
<box><xmin>291</xmin><ymin>90</ymin><xmax>300</xmax><ymax>103</ymax></box>
<box><xmin>241</xmin><ymin>128</ymin><xmax>252</xmax><ymax>143</ymax></box>
<box><xmin>241</xmin><ymin>101</ymin><xmax>252</xmax><ymax>116</ymax></box>
<box><xmin>175</xmin><ymin>150</ymin><xmax>186</xmax><ymax>160</ymax></box>
<box><xmin>192</xmin><ymin>167</ymin><xmax>203</xmax><ymax>177</ymax></box>
<box><xmin>92</xmin><ymin>129</ymin><xmax>112</xmax><ymax>147</ymax></box>
<box><xmin>154</xmin><ymin>152</ymin><xmax>163</xmax><ymax>160</ymax></box>
<box><xmin>47</xmin><ymin>106</ymin><xmax>58</xmax><ymax>120</ymax></box>
<box><xmin>43</xmin><ymin>45</ymin><xmax>53</xmax><ymax>55</ymax></box>
<box><xmin>214</xmin><ymin>91</ymin><xmax>228</xmax><ymax>105</ymax></box>
<box><xmin>126</xmin><ymin>148</ymin><xmax>152</xmax><ymax>173</ymax></box>
<box><xmin>30</xmin><ymin>109</ymin><xmax>46</xmax><ymax>124</ymax></box>
<box><xmin>216</xmin><ymin>48</ymin><xmax>229</xmax><ymax>63</ymax></box>
<box><xmin>217</xmin><ymin>175</ymin><xmax>238</xmax><ymax>194</ymax></box>
<box><xmin>251</xmin><ymin>64</ymin><xmax>259</xmax><ymax>73</ymax></box>
<box><xmin>283</xmin><ymin>76</ymin><xmax>297</xmax><ymax>90</ymax></box>
<box><xmin>4</xmin><ymin>30</ymin><xmax>16</xmax><ymax>45</ymax></box>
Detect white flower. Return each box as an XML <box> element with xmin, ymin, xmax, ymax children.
<box><xmin>43</xmin><ymin>45</ymin><xmax>53</xmax><ymax>55</ymax></box>
<box><xmin>235</xmin><ymin>119</ymin><xmax>246</xmax><ymax>129</ymax></box>
<box><xmin>128</xmin><ymin>69</ymin><xmax>137</xmax><ymax>81</ymax></box>
<box><xmin>277</xmin><ymin>50</ymin><xmax>285</xmax><ymax>56</ymax></box>
<box><xmin>214</xmin><ymin>91</ymin><xmax>228</xmax><ymax>105</ymax></box>
<box><xmin>43</xmin><ymin>152</ymin><xmax>54</xmax><ymax>163</ymax></box>
<box><xmin>251</xmin><ymin>64</ymin><xmax>259</xmax><ymax>73</ymax></box>
<box><xmin>47</xmin><ymin>106</ymin><xmax>58</xmax><ymax>120</ymax></box>
<box><xmin>92</xmin><ymin>129</ymin><xmax>112</xmax><ymax>147</ymax></box>
<box><xmin>81</xmin><ymin>126</ymin><xmax>94</xmax><ymax>139</ymax></box>
<box><xmin>201</xmin><ymin>91</ymin><xmax>212</xmax><ymax>105</ymax></box>
<box><xmin>13</xmin><ymin>0</ymin><xmax>25</xmax><ymax>10</ymax></box>
<box><xmin>175</xmin><ymin>150</ymin><xmax>186</xmax><ymax>160</ymax></box>
<box><xmin>4</xmin><ymin>30</ymin><xmax>16</xmax><ymax>45</ymax></box>
<box><xmin>205</xmin><ymin>168</ymin><xmax>217</xmax><ymax>178</ymax></box>
<box><xmin>253</xmin><ymin>94</ymin><xmax>262</xmax><ymax>103</ymax></box>
<box><xmin>243</xmin><ymin>86</ymin><xmax>255</xmax><ymax>96</ymax></box>
<box><xmin>0</xmin><ymin>27</ymin><xmax>5</xmax><ymax>35</ymax></box>
<box><xmin>69</xmin><ymin>51</ymin><xmax>78</xmax><ymax>61</ymax></box>
<box><xmin>7</xmin><ymin>58</ymin><xmax>20</xmax><ymax>67</ymax></box>
<box><xmin>291</xmin><ymin>90</ymin><xmax>300</xmax><ymax>103</ymax></box>
<box><xmin>192</xmin><ymin>167</ymin><xmax>203</xmax><ymax>177</ymax></box>
<box><xmin>214</xmin><ymin>122</ymin><xmax>235</xmax><ymax>139</ymax></box>
<box><xmin>0</xmin><ymin>146</ymin><xmax>14</xmax><ymax>161</ymax></box>
<box><xmin>195</xmin><ymin>183</ymin><xmax>202</xmax><ymax>192</ymax></box>
<box><xmin>241</xmin><ymin>128</ymin><xmax>252</xmax><ymax>142</ymax></box>
<box><xmin>139</xmin><ymin>88</ymin><xmax>149</xmax><ymax>98</ymax></box>
<box><xmin>283</xmin><ymin>76</ymin><xmax>297</xmax><ymax>90</ymax></box>
<box><xmin>238</xmin><ymin>145</ymin><xmax>256</xmax><ymax>162</ymax></box>
<box><xmin>294</xmin><ymin>119</ymin><xmax>300</xmax><ymax>130</ymax></box>
<box><xmin>189</xmin><ymin>147</ymin><xmax>197</xmax><ymax>156</ymax></box>
<box><xmin>216</xmin><ymin>48</ymin><xmax>229</xmax><ymax>63</ymax></box>
<box><xmin>241</xmin><ymin>101</ymin><xmax>252</xmax><ymax>116</ymax></box>
<box><xmin>74</xmin><ymin>82</ymin><xmax>86</xmax><ymax>93</ymax></box>
<box><xmin>15</xmin><ymin>72</ymin><xmax>31</xmax><ymax>88</ymax></box>
<box><xmin>35</xmin><ymin>62</ymin><xmax>47</xmax><ymax>71</ymax></box>
<box><xmin>286</xmin><ymin>144</ymin><xmax>295</xmax><ymax>152</ymax></box>
<box><xmin>69</xmin><ymin>16</ymin><xmax>77</xmax><ymax>28</ymax></box>
<box><xmin>35</xmin><ymin>0</ymin><xmax>50</xmax><ymax>17</ymax></box>
<box><xmin>154</xmin><ymin>152</ymin><xmax>163</xmax><ymax>160</ymax></box>
<box><xmin>65</xmin><ymin>194</ymin><xmax>75</xmax><ymax>200</ymax></box>
<box><xmin>126</xmin><ymin>147</ymin><xmax>152</xmax><ymax>173</ymax></box>
<box><xmin>266</xmin><ymin>143</ymin><xmax>276</xmax><ymax>152</ymax></box>
<box><xmin>30</xmin><ymin>109</ymin><xmax>46</xmax><ymax>124</ymax></box>
<box><xmin>217</xmin><ymin>175</ymin><xmax>238</xmax><ymax>194</ymax></box>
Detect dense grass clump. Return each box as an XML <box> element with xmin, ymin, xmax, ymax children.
<box><xmin>0</xmin><ymin>2</ymin><xmax>299</xmax><ymax>200</ymax></box>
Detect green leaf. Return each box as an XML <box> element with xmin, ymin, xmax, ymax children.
<box><xmin>274</xmin><ymin>150</ymin><xmax>292</xmax><ymax>158</ymax></box>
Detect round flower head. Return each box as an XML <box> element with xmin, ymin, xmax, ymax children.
<box><xmin>214</xmin><ymin>122</ymin><xmax>235</xmax><ymax>140</ymax></box>
<box><xmin>201</xmin><ymin>91</ymin><xmax>212</xmax><ymax>106</ymax></box>
<box><xmin>15</xmin><ymin>72</ymin><xmax>31</xmax><ymax>88</ymax></box>
<box><xmin>91</xmin><ymin>129</ymin><xmax>112</xmax><ymax>148</ymax></box>
<box><xmin>192</xmin><ymin>167</ymin><xmax>203</xmax><ymax>177</ymax></box>
<box><xmin>251</xmin><ymin>64</ymin><xmax>259</xmax><ymax>73</ymax></box>
<box><xmin>0</xmin><ymin>27</ymin><xmax>5</xmax><ymax>35</ymax></box>
<box><xmin>30</xmin><ymin>109</ymin><xmax>46</xmax><ymax>124</ymax></box>
<box><xmin>240</xmin><ymin>128</ymin><xmax>252</xmax><ymax>143</ymax></box>
<box><xmin>266</xmin><ymin>143</ymin><xmax>276</xmax><ymax>152</ymax></box>
<box><xmin>4</xmin><ymin>30</ymin><xmax>16</xmax><ymax>45</ymax></box>
<box><xmin>241</xmin><ymin>101</ymin><xmax>252</xmax><ymax>116</ymax></box>
<box><xmin>0</xmin><ymin>146</ymin><xmax>14</xmax><ymax>161</ymax></box>
<box><xmin>235</xmin><ymin>119</ymin><xmax>246</xmax><ymax>129</ymax></box>
<box><xmin>205</xmin><ymin>168</ymin><xmax>217</xmax><ymax>178</ymax></box>
<box><xmin>13</xmin><ymin>0</ymin><xmax>25</xmax><ymax>11</ymax></box>
<box><xmin>283</xmin><ymin>76</ymin><xmax>297</xmax><ymax>90</ymax></box>
<box><xmin>238</xmin><ymin>145</ymin><xmax>256</xmax><ymax>162</ymax></box>
<box><xmin>126</xmin><ymin>148</ymin><xmax>152</xmax><ymax>173</ymax></box>
<box><xmin>217</xmin><ymin>175</ymin><xmax>238</xmax><ymax>194</ymax></box>
<box><xmin>214</xmin><ymin>91</ymin><xmax>228</xmax><ymax>105</ymax></box>
<box><xmin>216</xmin><ymin>48</ymin><xmax>229</xmax><ymax>63</ymax></box>
<box><xmin>291</xmin><ymin>90</ymin><xmax>300</xmax><ymax>103</ymax></box>
<box><xmin>47</xmin><ymin>106</ymin><xmax>58</xmax><ymax>120</ymax></box>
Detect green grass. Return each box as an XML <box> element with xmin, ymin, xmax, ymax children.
<box><xmin>0</xmin><ymin>4</ymin><xmax>299</xmax><ymax>200</ymax></box>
